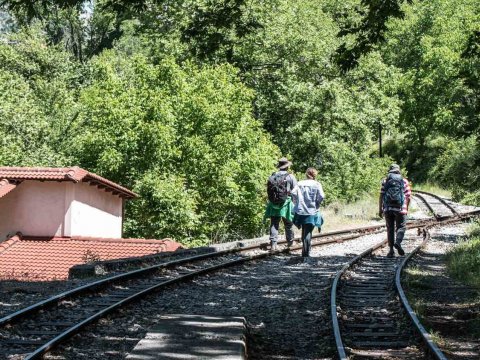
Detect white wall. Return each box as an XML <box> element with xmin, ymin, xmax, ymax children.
<box><xmin>68</xmin><ymin>182</ymin><xmax>123</xmax><ymax>238</ymax></box>
<box><xmin>0</xmin><ymin>180</ymin><xmax>124</xmax><ymax>241</ymax></box>
<box><xmin>0</xmin><ymin>181</ymin><xmax>66</xmax><ymax>240</ymax></box>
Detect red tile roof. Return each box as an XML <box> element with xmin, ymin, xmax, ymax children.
<box><xmin>0</xmin><ymin>167</ymin><xmax>137</xmax><ymax>199</ymax></box>
<box><xmin>0</xmin><ymin>179</ymin><xmax>18</xmax><ymax>199</ymax></box>
<box><xmin>0</xmin><ymin>233</ymin><xmax>182</xmax><ymax>281</ymax></box>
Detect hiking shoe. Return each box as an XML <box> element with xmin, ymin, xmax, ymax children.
<box><xmin>386</xmin><ymin>249</ymin><xmax>394</xmax><ymax>258</ymax></box>
<box><xmin>271</xmin><ymin>244</ymin><xmax>278</xmax><ymax>251</ymax></box>
<box><xmin>394</xmin><ymin>243</ymin><xmax>405</xmax><ymax>256</ymax></box>
<box><xmin>287</xmin><ymin>241</ymin><xmax>294</xmax><ymax>247</ymax></box>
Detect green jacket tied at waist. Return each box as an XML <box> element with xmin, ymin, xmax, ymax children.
<box><xmin>264</xmin><ymin>197</ymin><xmax>294</xmax><ymax>222</ymax></box>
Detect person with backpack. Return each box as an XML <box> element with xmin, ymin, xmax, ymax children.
<box><xmin>264</xmin><ymin>157</ymin><xmax>297</xmax><ymax>251</ymax></box>
<box><xmin>379</xmin><ymin>163</ymin><xmax>412</xmax><ymax>257</ymax></box>
<box><xmin>291</xmin><ymin>168</ymin><xmax>325</xmax><ymax>257</ymax></box>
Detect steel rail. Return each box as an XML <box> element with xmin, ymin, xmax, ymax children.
<box><xmin>330</xmin><ymin>238</ymin><xmax>388</xmax><ymax>359</ymax></box>
<box><xmin>1</xmin><ymin>222</ymin><xmax>394</xmax><ymax>358</ymax></box>
<box><xmin>21</xmin><ymin>224</ymin><xmax>398</xmax><ymax>359</ymax></box>
<box><xmin>395</xmin><ymin>228</ymin><xmax>448</xmax><ymax>360</ymax></box>
<box><xmin>332</xmin><ymin>212</ymin><xmax>480</xmax><ymax>359</ymax></box>
<box><xmin>0</xmin><ymin>224</ymin><xmax>388</xmax><ymax>328</ymax></box>
<box><xmin>413</xmin><ymin>192</ymin><xmax>440</xmax><ymax>218</ymax></box>
<box><xmin>413</xmin><ymin>190</ymin><xmax>459</xmax><ymax>217</ymax></box>
<box><xmin>9</xmin><ymin>195</ymin><xmax>479</xmax><ymax>358</ymax></box>
<box><xmin>24</xmin><ymin>251</ymin><xmax>272</xmax><ymax>359</ymax></box>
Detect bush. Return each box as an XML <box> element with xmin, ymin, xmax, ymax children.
<box><xmin>383</xmin><ymin>136</ymin><xmax>449</xmax><ymax>184</ymax></box>
<box><xmin>124</xmin><ymin>172</ymin><xmax>201</xmax><ymax>245</ymax></box>
<box><xmin>445</xmin><ymin>236</ymin><xmax>480</xmax><ymax>288</ymax></box>
<box><xmin>68</xmin><ymin>53</ymin><xmax>280</xmax><ymax>244</ymax></box>
<box><xmin>431</xmin><ymin>136</ymin><xmax>480</xmax><ymax>204</ymax></box>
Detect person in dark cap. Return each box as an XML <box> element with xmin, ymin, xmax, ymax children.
<box><xmin>264</xmin><ymin>157</ymin><xmax>297</xmax><ymax>250</ymax></box>
<box><xmin>379</xmin><ymin>163</ymin><xmax>412</xmax><ymax>257</ymax></box>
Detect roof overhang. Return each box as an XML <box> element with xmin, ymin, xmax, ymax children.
<box><xmin>0</xmin><ymin>167</ymin><xmax>137</xmax><ymax>199</ymax></box>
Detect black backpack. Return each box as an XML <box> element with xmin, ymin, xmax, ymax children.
<box><xmin>267</xmin><ymin>172</ymin><xmax>290</xmax><ymax>205</ymax></box>
<box><xmin>383</xmin><ymin>173</ymin><xmax>405</xmax><ymax>209</ymax></box>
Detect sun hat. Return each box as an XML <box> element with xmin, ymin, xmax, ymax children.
<box><xmin>389</xmin><ymin>163</ymin><xmax>401</xmax><ymax>173</ymax></box>
<box><xmin>277</xmin><ymin>157</ymin><xmax>292</xmax><ymax>170</ymax></box>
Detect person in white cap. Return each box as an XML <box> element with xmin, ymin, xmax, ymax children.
<box><xmin>379</xmin><ymin>163</ymin><xmax>411</xmax><ymax>257</ymax></box>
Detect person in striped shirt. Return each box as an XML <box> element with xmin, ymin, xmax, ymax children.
<box><xmin>379</xmin><ymin>164</ymin><xmax>412</xmax><ymax>258</ymax></box>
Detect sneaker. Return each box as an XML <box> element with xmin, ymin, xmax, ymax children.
<box><xmin>271</xmin><ymin>243</ymin><xmax>278</xmax><ymax>251</ymax></box>
<box><xmin>394</xmin><ymin>243</ymin><xmax>405</xmax><ymax>256</ymax></box>
<box><xmin>386</xmin><ymin>249</ymin><xmax>394</xmax><ymax>258</ymax></box>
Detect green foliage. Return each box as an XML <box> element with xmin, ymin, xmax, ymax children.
<box><xmin>431</xmin><ymin>136</ymin><xmax>480</xmax><ymax>203</ymax></box>
<box><xmin>125</xmin><ymin>172</ymin><xmax>201</xmax><ymax>245</ymax></box>
<box><xmin>3</xmin><ymin>0</ymin><xmax>479</xmax><ymax>245</ymax></box>
<box><xmin>383</xmin><ymin>0</ymin><xmax>480</xmax><ymax>144</ymax></box>
<box><xmin>383</xmin><ymin>136</ymin><xmax>450</xmax><ymax>183</ymax></box>
<box><xmin>0</xmin><ymin>27</ymin><xmax>79</xmax><ymax>166</ymax></box>
<box><xmin>67</xmin><ymin>52</ymin><xmax>279</xmax><ymax>242</ymax></box>
<box><xmin>446</xmin><ymin>236</ymin><xmax>480</xmax><ymax>288</ymax></box>
<box><xmin>335</xmin><ymin>0</ymin><xmax>411</xmax><ymax>70</ymax></box>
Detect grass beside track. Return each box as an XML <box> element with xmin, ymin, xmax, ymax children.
<box><xmin>413</xmin><ymin>183</ymin><xmax>452</xmax><ymax>198</ymax></box>
<box><xmin>445</xmin><ymin>221</ymin><xmax>480</xmax><ymax>288</ymax></box>
<box><xmin>403</xmin><ymin>221</ymin><xmax>480</xmax><ymax>354</ymax></box>
<box><xmin>321</xmin><ymin>196</ymin><xmax>381</xmax><ymax>232</ymax></box>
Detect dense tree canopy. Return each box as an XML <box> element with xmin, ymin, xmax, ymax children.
<box><xmin>1</xmin><ymin>0</ymin><xmax>479</xmax><ymax>244</ymax></box>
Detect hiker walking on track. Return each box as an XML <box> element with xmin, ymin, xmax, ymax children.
<box><xmin>379</xmin><ymin>163</ymin><xmax>412</xmax><ymax>258</ymax></box>
<box><xmin>291</xmin><ymin>168</ymin><xmax>325</xmax><ymax>257</ymax></box>
<box><xmin>264</xmin><ymin>157</ymin><xmax>297</xmax><ymax>251</ymax></box>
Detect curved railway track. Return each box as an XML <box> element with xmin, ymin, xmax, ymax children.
<box><xmin>0</xmin><ymin>225</ymin><xmax>387</xmax><ymax>359</ymax></box>
<box><xmin>331</xmin><ymin>191</ymin><xmax>475</xmax><ymax>359</ymax></box>
<box><xmin>413</xmin><ymin>190</ymin><xmax>458</xmax><ymax>219</ymax></box>
<box><xmin>2</xmin><ymin>190</ymin><xmax>477</xmax><ymax>359</ymax></box>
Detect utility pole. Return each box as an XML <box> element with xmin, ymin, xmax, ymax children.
<box><xmin>378</xmin><ymin>122</ymin><xmax>383</xmax><ymax>158</ymax></box>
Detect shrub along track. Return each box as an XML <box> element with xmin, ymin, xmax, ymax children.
<box><xmin>332</xmin><ymin>191</ymin><xmax>478</xmax><ymax>359</ymax></box>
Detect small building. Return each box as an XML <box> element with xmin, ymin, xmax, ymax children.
<box><xmin>0</xmin><ymin>167</ymin><xmax>182</xmax><ymax>281</ymax></box>
<box><xmin>0</xmin><ymin>166</ymin><xmax>136</xmax><ymax>240</ymax></box>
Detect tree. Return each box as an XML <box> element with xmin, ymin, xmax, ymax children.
<box><xmin>0</xmin><ymin>27</ymin><xmax>80</xmax><ymax>166</ymax></box>
<box><xmin>335</xmin><ymin>0</ymin><xmax>412</xmax><ymax>71</ymax></box>
<box><xmin>382</xmin><ymin>0</ymin><xmax>479</xmax><ymax>145</ymax></box>
<box><xmin>67</xmin><ymin>52</ymin><xmax>279</xmax><ymax>243</ymax></box>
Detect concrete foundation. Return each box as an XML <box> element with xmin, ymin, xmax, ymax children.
<box><xmin>126</xmin><ymin>314</ymin><xmax>247</xmax><ymax>360</ymax></box>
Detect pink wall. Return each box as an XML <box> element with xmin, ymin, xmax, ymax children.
<box><xmin>68</xmin><ymin>182</ymin><xmax>123</xmax><ymax>238</ymax></box>
<box><xmin>0</xmin><ymin>181</ymin><xmax>66</xmax><ymax>240</ymax></box>
<box><xmin>0</xmin><ymin>180</ymin><xmax>124</xmax><ymax>241</ymax></box>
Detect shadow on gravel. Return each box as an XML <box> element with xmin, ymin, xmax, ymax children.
<box><xmin>0</xmin><ymin>279</ymin><xmax>80</xmax><ymax>317</ymax></box>
<box><xmin>16</xmin><ymin>252</ymin><xmax>353</xmax><ymax>360</ymax></box>
<box><xmin>234</xmin><ymin>253</ymin><xmax>352</xmax><ymax>359</ymax></box>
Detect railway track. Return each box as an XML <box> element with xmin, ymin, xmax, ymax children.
<box><xmin>413</xmin><ymin>190</ymin><xmax>459</xmax><ymax>219</ymax></box>
<box><xmin>0</xmin><ymin>224</ymin><xmax>388</xmax><ymax>359</ymax></box>
<box><xmin>2</xmin><ymin>190</ymin><xmax>477</xmax><ymax>359</ymax></box>
<box><xmin>331</xmin><ymin>191</ymin><xmax>476</xmax><ymax>360</ymax></box>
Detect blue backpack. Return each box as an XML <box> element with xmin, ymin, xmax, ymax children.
<box><xmin>383</xmin><ymin>173</ymin><xmax>405</xmax><ymax>209</ymax></box>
